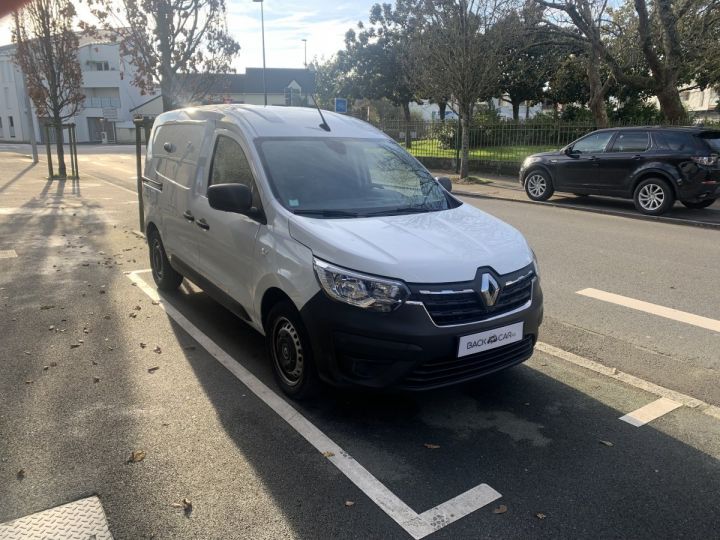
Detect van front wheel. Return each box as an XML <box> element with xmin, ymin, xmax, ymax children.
<box><xmin>267</xmin><ymin>301</ymin><xmax>320</xmax><ymax>399</ymax></box>
<box><xmin>148</xmin><ymin>229</ymin><xmax>183</xmax><ymax>291</ymax></box>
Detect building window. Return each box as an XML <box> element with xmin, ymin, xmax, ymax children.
<box><xmin>87</xmin><ymin>60</ymin><xmax>110</xmax><ymax>71</ymax></box>
<box><xmin>9</xmin><ymin>115</ymin><xmax>15</xmax><ymax>138</ymax></box>
<box><xmin>680</xmin><ymin>91</ymin><xmax>691</xmax><ymax>102</ymax></box>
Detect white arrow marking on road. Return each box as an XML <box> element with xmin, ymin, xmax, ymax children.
<box><xmin>619</xmin><ymin>397</ymin><xmax>683</xmax><ymax>427</ymax></box>
<box><xmin>577</xmin><ymin>288</ymin><xmax>720</xmax><ymax>333</ymax></box>
<box><xmin>128</xmin><ymin>270</ymin><xmax>501</xmax><ymax>539</ymax></box>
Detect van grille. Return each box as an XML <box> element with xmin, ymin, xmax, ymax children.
<box><xmin>413</xmin><ymin>268</ymin><xmax>534</xmax><ymax>326</ymax></box>
<box><xmin>400</xmin><ymin>337</ymin><xmax>534</xmax><ymax>389</ymax></box>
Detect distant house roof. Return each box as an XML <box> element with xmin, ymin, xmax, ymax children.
<box><xmin>177</xmin><ymin>68</ymin><xmax>316</xmax><ymax>97</ymax></box>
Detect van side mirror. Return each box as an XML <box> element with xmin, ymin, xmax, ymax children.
<box><xmin>436</xmin><ymin>176</ymin><xmax>452</xmax><ymax>192</ymax></box>
<box><xmin>208</xmin><ymin>183</ymin><xmax>253</xmax><ymax>214</ymax></box>
<box><xmin>565</xmin><ymin>146</ymin><xmax>578</xmax><ymax>156</ymax></box>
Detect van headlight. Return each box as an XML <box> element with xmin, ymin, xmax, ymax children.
<box><xmin>313</xmin><ymin>258</ymin><xmax>409</xmax><ymax>312</ymax></box>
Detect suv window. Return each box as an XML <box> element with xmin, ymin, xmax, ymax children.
<box><xmin>699</xmin><ymin>132</ymin><xmax>720</xmax><ymax>153</ymax></box>
<box><xmin>657</xmin><ymin>131</ymin><xmax>698</xmax><ymax>152</ymax></box>
<box><xmin>572</xmin><ymin>131</ymin><xmax>614</xmax><ymax>154</ymax></box>
<box><xmin>209</xmin><ymin>135</ymin><xmax>262</xmax><ymax>210</ymax></box>
<box><xmin>610</xmin><ymin>132</ymin><xmax>649</xmax><ymax>153</ymax></box>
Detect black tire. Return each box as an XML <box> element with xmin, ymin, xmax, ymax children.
<box><xmin>681</xmin><ymin>198</ymin><xmax>716</xmax><ymax>209</ymax></box>
<box><xmin>633</xmin><ymin>178</ymin><xmax>675</xmax><ymax>215</ymax></box>
<box><xmin>266</xmin><ymin>301</ymin><xmax>321</xmax><ymax>399</ymax></box>
<box><xmin>148</xmin><ymin>229</ymin><xmax>183</xmax><ymax>291</ymax></box>
<box><xmin>524</xmin><ymin>170</ymin><xmax>554</xmax><ymax>201</ymax></box>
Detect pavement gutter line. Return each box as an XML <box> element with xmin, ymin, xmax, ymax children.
<box><xmin>126</xmin><ymin>270</ymin><xmax>501</xmax><ymax>539</ymax></box>
<box><xmin>454</xmin><ymin>190</ymin><xmax>720</xmax><ymax>230</ymax></box>
<box><xmin>536</xmin><ymin>341</ymin><xmax>720</xmax><ymax>421</ymax></box>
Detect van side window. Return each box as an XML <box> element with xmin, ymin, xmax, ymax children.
<box><xmin>209</xmin><ymin>135</ymin><xmax>262</xmax><ymax>209</ymax></box>
<box><xmin>657</xmin><ymin>132</ymin><xmax>699</xmax><ymax>152</ymax></box>
<box><xmin>610</xmin><ymin>132</ymin><xmax>649</xmax><ymax>153</ymax></box>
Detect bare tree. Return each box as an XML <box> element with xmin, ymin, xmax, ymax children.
<box><xmin>13</xmin><ymin>0</ymin><xmax>84</xmax><ymax>178</ymax></box>
<box><xmin>85</xmin><ymin>0</ymin><xmax>240</xmax><ymax>111</ymax></box>
<box><xmin>535</xmin><ymin>0</ymin><xmax>712</xmax><ymax>123</ymax></box>
<box><xmin>411</xmin><ymin>0</ymin><xmax>512</xmax><ymax>179</ymax></box>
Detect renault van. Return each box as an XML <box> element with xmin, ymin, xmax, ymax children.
<box><xmin>142</xmin><ymin>105</ymin><xmax>543</xmax><ymax>398</ymax></box>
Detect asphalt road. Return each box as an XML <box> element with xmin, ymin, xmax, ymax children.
<box><xmin>1</xmin><ymin>147</ymin><xmax>719</xmax><ymax>539</ymax></box>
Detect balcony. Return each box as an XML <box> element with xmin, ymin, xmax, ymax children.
<box><xmin>83</xmin><ymin>97</ymin><xmax>121</xmax><ymax>108</ymax></box>
<box><xmin>81</xmin><ymin>70</ymin><xmax>120</xmax><ymax>88</ymax></box>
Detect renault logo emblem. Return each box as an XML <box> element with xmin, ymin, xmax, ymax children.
<box><xmin>480</xmin><ymin>273</ymin><xmax>500</xmax><ymax>307</ymax></box>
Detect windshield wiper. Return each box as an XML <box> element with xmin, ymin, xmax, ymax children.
<box><xmin>293</xmin><ymin>209</ymin><xmax>361</xmax><ymax>218</ymax></box>
<box><xmin>365</xmin><ymin>206</ymin><xmax>434</xmax><ymax>216</ymax></box>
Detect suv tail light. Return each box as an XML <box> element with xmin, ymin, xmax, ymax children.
<box><xmin>692</xmin><ymin>155</ymin><xmax>718</xmax><ymax>166</ymax></box>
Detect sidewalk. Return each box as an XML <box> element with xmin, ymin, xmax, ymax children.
<box><xmin>429</xmin><ymin>169</ymin><xmax>720</xmax><ymax>229</ymax></box>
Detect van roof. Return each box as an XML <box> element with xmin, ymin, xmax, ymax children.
<box><xmin>153</xmin><ymin>104</ymin><xmax>389</xmax><ymax>140</ymax></box>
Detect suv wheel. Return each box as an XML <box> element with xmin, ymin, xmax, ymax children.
<box><xmin>148</xmin><ymin>229</ymin><xmax>183</xmax><ymax>291</ymax></box>
<box><xmin>267</xmin><ymin>301</ymin><xmax>320</xmax><ymax>399</ymax></box>
<box><xmin>633</xmin><ymin>178</ymin><xmax>674</xmax><ymax>215</ymax></box>
<box><xmin>681</xmin><ymin>198</ymin><xmax>716</xmax><ymax>209</ymax></box>
<box><xmin>524</xmin><ymin>171</ymin><xmax>554</xmax><ymax>201</ymax></box>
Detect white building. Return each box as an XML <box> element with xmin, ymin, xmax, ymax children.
<box><xmin>0</xmin><ymin>35</ymin><xmax>160</xmax><ymax>144</ymax></box>
<box><xmin>680</xmin><ymin>87</ymin><xmax>719</xmax><ymax>122</ymax></box>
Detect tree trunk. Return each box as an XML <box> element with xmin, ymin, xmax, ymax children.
<box><xmin>402</xmin><ymin>101</ymin><xmax>412</xmax><ymax>149</ymax></box>
<box><xmin>459</xmin><ymin>102</ymin><xmax>471</xmax><ymax>179</ymax></box>
<box><xmin>438</xmin><ymin>101</ymin><xmax>446</xmax><ymax>122</ymax></box>
<box><xmin>157</xmin><ymin>3</ymin><xmax>174</xmax><ymax>112</ymax></box>
<box><xmin>655</xmin><ymin>83</ymin><xmax>686</xmax><ymax>123</ymax></box>
<box><xmin>54</xmin><ymin>118</ymin><xmax>66</xmax><ymax>178</ymax></box>
<box><xmin>587</xmin><ymin>56</ymin><xmax>609</xmax><ymax>128</ymax></box>
<box><xmin>511</xmin><ymin>99</ymin><xmax>521</xmax><ymax>122</ymax></box>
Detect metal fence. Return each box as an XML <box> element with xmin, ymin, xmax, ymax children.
<box><xmin>373</xmin><ymin>119</ymin><xmax>712</xmax><ymax>169</ymax></box>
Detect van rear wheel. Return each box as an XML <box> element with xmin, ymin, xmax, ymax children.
<box><xmin>267</xmin><ymin>301</ymin><xmax>320</xmax><ymax>399</ymax></box>
<box><xmin>148</xmin><ymin>229</ymin><xmax>183</xmax><ymax>291</ymax></box>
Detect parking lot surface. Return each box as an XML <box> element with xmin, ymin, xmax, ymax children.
<box><xmin>1</xmin><ymin>147</ymin><xmax>719</xmax><ymax>539</ymax></box>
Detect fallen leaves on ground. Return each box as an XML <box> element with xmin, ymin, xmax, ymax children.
<box><xmin>140</xmin><ymin>342</ymin><xmax>147</xmax><ymax>349</ymax></box>
<box><xmin>493</xmin><ymin>505</ymin><xmax>508</xmax><ymax>514</ymax></box>
<box><xmin>599</xmin><ymin>440</ymin><xmax>614</xmax><ymax>447</ymax></box>
<box><xmin>40</xmin><ymin>305</ymin><xmax>55</xmax><ymax>310</ymax></box>
<box><xmin>128</xmin><ymin>450</ymin><xmax>146</xmax><ymax>463</ymax></box>
<box><xmin>148</xmin><ymin>366</ymin><xmax>160</xmax><ymax>373</ymax></box>
<box><xmin>153</xmin><ymin>346</ymin><xmax>162</xmax><ymax>354</ymax></box>
<box><xmin>151</xmin><ymin>300</ymin><xmax>160</xmax><ymax>306</ymax></box>
<box><xmin>93</xmin><ymin>376</ymin><xmax>101</xmax><ymax>383</ymax></box>
<box><xmin>535</xmin><ymin>512</ymin><xmax>547</xmax><ymax>520</ymax></box>
<box><xmin>70</xmin><ymin>344</ymin><xmax>80</xmax><ymax>349</ymax></box>
<box><xmin>344</xmin><ymin>501</ymin><xmax>355</xmax><ymax>507</ymax></box>
<box><xmin>171</xmin><ymin>498</ymin><xmax>193</xmax><ymax>515</ymax></box>
<box><xmin>25</xmin><ymin>380</ymin><xmax>33</xmax><ymax>385</ymax></box>
<box><xmin>16</xmin><ymin>469</ymin><xmax>25</xmax><ymax>480</ymax></box>
<box><xmin>322</xmin><ymin>451</ymin><xmax>335</xmax><ymax>458</ymax></box>
<box><xmin>423</xmin><ymin>443</ymin><xmax>441</xmax><ymax>449</ymax></box>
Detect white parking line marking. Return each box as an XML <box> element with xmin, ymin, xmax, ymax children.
<box><xmin>577</xmin><ymin>288</ymin><xmax>720</xmax><ymax>333</ymax></box>
<box><xmin>619</xmin><ymin>397</ymin><xmax>682</xmax><ymax>427</ymax></box>
<box><xmin>0</xmin><ymin>249</ymin><xmax>18</xmax><ymax>259</ymax></box>
<box><xmin>535</xmin><ymin>342</ymin><xmax>720</xmax><ymax>422</ymax></box>
<box><xmin>127</xmin><ymin>270</ymin><xmax>501</xmax><ymax>539</ymax></box>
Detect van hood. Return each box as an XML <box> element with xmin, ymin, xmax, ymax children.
<box><xmin>287</xmin><ymin>203</ymin><xmax>533</xmax><ymax>283</ymax></box>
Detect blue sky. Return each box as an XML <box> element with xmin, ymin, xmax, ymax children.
<box><xmin>0</xmin><ymin>0</ymin><xmax>375</xmax><ymax>71</ymax></box>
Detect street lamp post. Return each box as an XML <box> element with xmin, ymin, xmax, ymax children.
<box><xmin>301</xmin><ymin>38</ymin><xmax>307</xmax><ymax>68</ymax></box>
<box><xmin>253</xmin><ymin>0</ymin><xmax>267</xmax><ymax>106</ymax></box>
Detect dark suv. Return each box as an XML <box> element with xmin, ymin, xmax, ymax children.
<box><xmin>519</xmin><ymin>127</ymin><xmax>720</xmax><ymax>215</ymax></box>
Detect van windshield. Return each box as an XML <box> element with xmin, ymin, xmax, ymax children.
<box><xmin>256</xmin><ymin>137</ymin><xmax>457</xmax><ymax>217</ymax></box>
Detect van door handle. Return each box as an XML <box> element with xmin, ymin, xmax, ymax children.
<box><xmin>183</xmin><ymin>210</ymin><xmax>195</xmax><ymax>222</ymax></box>
<box><xmin>196</xmin><ymin>218</ymin><xmax>210</xmax><ymax>231</ymax></box>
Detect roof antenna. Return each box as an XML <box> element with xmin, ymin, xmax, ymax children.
<box><xmin>311</xmin><ymin>94</ymin><xmax>331</xmax><ymax>131</ymax></box>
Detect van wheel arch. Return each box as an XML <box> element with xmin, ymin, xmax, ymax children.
<box><xmin>261</xmin><ymin>287</ymin><xmax>296</xmax><ymax>331</ymax></box>
<box><xmin>145</xmin><ymin>221</ymin><xmax>159</xmax><ymax>242</ymax></box>
<box><xmin>523</xmin><ymin>165</ymin><xmax>553</xmax><ymax>186</ymax></box>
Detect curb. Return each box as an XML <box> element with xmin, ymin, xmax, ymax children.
<box><xmin>453</xmin><ymin>189</ymin><xmax>720</xmax><ymax>231</ymax></box>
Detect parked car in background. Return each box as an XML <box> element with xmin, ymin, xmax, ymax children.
<box><xmin>142</xmin><ymin>105</ymin><xmax>544</xmax><ymax>399</ymax></box>
<box><xmin>519</xmin><ymin>127</ymin><xmax>720</xmax><ymax>215</ymax></box>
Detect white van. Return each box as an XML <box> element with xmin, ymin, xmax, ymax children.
<box><xmin>142</xmin><ymin>105</ymin><xmax>543</xmax><ymax>398</ymax></box>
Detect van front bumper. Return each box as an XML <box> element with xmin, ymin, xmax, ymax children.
<box><xmin>299</xmin><ymin>279</ymin><xmax>543</xmax><ymax>390</ymax></box>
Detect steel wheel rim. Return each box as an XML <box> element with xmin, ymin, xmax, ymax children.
<box><xmin>527</xmin><ymin>174</ymin><xmax>546</xmax><ymax>197</ymax></box>
<box><xmin>638</xmin><ymin>184</ymin><xmax>665</xmax><ymax>210</ymax></box>
<box><xmin>272</xmin><ymin>317</ymin><xmax>304</xmax><ymax>387</ymax></box>
<box><xmin>151</xmin><ymin>239</ymin><xmax>164</xmax><ymax>281</ymax></box>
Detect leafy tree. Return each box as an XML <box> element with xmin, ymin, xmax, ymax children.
<box><xmin>84</xmin><ymin>0</ymin><xmax>240</xmax><ymax>111</ymax></box>
<box><xmin>13</xmin><ymin>0</ymin><xmax>84</xmax><ymax>178</ymax></box>
<box><xmin>339</xmin><ymin>2</ymin><xmax>419</xmax><ymax>147</ymax></box>
<box><xmin>545</xmin><ymin>54</ymin><xmax>590</xmax><ymax>108</ymax></box>
<box><xmin>411</xmin><ymin>0</ymin><xmax>512</xmax><ymax>178</ymax></box>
